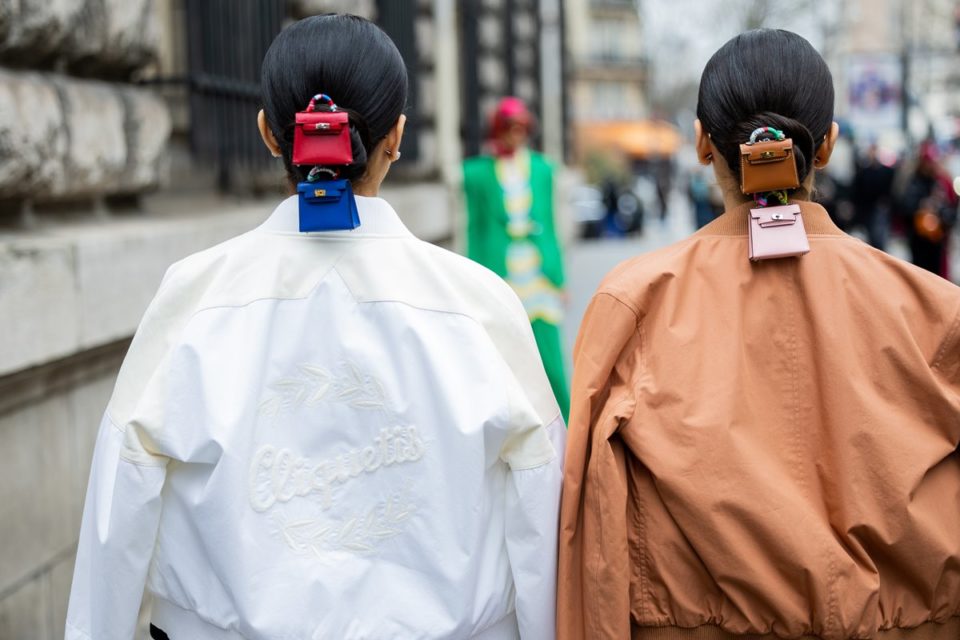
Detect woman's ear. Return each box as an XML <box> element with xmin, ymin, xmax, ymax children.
<box><xmin>814</xmin><ymin>121</ymin><xmax>840</xmax><ymax>168</ymax></box>
<box><xmin>384</xmin><ymin>114</ymin><xmax>407</xmax><ymax>161</ymax></box>
<box><xmin>694</xmin><ymin>119</ymin><xmax>713</xmax><ymax>165</ymax></box>
<box><xmin>257</xmin><ymin>110</ymin><xmax>282</xmax><ymax>158</ymax></box>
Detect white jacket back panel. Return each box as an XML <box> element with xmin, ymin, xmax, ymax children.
<box><xmin>66</xmin><ymin>197</ymin><xmax>564</xmax><ymax>640</ymax></box>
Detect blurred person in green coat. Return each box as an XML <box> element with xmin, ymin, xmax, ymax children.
<box><xmin>463</xmin><ymin>97</ymin><xmax>569</xmax><ymax>420</ymax></box>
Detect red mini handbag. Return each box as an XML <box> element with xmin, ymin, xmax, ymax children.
<box><xmin>292</xmin><ymin>94</ymin><xmax>353</xmax><ymax>166</ymax></box>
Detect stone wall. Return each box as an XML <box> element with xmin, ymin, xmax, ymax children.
<box><xmin>0</xmin><ymin>0</ymin><xmax>167</xmax><ymax>207</ymax></box>
<box><xmin>0</xmin><ymin>70</ymin><xmax>170</xmax><ymax>201</ymax></box>
<box><xmin>0</xmin><ymin>359</ymin><xmax>117</xmax><ymax>640</ymax></box>
<box><xmin>0</xmin><ymin>0</ymin><xmax>158</xmax><ymax>75</ymax></box>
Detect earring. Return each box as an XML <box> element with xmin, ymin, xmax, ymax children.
<box><xmin>385</xmin><ymin>148</ymin><xmax>401</xmax><ymax>160</ymax></box>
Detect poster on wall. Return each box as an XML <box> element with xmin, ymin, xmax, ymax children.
<box><xmin>846</xmin><ymin>54</ymin><xmax>903</xmax><ymax>142</ymax></box>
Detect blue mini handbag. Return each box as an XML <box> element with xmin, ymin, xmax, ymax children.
<box><xmin>296</xmin><ymin>178</ymin><xmax>360</xmax><ymax>232</ymax></box>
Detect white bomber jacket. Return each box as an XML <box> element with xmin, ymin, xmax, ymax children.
<box><xmin>65</xmin><ymin>195</ymin><xmax>565</xmax><ymax>640</ymax></box>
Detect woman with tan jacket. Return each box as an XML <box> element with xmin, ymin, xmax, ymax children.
<box><xmin>558</xmin><ymin>29</ymin><xmax>960</xmax><ymax>640</ymax></box>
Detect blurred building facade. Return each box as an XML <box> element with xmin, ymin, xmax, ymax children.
<box><xmin>826</xmin><ymin>0</ymin><xmax>960</xmax><ymax>148</ymax></box>
<box><xmin>566</xmin><ymin>0</ymin><xmax>647</xmax><ymax>122</ymax></box>
<box><xmin>0</xmin><ymin>1</ymin><xmax>570</xmax><ymax>638</ymax></box>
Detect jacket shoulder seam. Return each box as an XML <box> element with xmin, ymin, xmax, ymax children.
<box><xmin>594</xmin><ymin>290</ymin><xmax>641</xmax><ymax>318</ymax></box>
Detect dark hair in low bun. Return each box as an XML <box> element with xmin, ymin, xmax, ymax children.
<box><xmin>260</xmin><ymin>14</ymin><xmax>408</xmax><ymax>185</ymax></box>
<box><xmin>697</xmin><ymin>29</ymin><xmax>834</xmax><ymax>186</ymax></box>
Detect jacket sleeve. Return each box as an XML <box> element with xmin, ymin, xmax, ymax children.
<box><xmin>557</xmin><ymin>292</ymin><xmax>639</xmax><ymax>640</ymax></box>
<box><xmin>65</xmin><ymin>414</ymin><xmax>167</xmax><ymax>640</ymax></box>
<box><xmin>484</xmin><ymin>278</ymin><xmax>567</xmax><ymax>640</ymax></box>
<box><xmin>503</xmin><ymin>412</ymin><xmax>566</xmax><ymax>640</ymax></box>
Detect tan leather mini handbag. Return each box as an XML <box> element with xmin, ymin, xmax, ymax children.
<box><xmin>739</xmin><ymin>138</ymin><xmax>800</xmax><ymax>194</ymax></box>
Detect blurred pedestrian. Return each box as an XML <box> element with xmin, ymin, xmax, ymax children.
<box><xmin>559</xmin><ymin>28</ymin><xmax>960</xmax><ymax>640</ymax></box>
<box><xmin>900</xmin><ymin>141</ymin><xmax>958</xmax><ymax>278</ymax></box>
<box><xmin>687</xmin><ymin>164</ymin><xmax>722</xmax><ymax>228</ymax></box>
<box><xmin>654</xmin><ymin>156</ymin><xmax>674</xmax><ymax>222</ymax></box>
<box><xmin>601</xmin><ymin>177</ymin><xmax>626</xmax><ymax>237</ymax></box>
<box><xmin>850</xmin><ymin>143</ymin><xmax>895</xmax><ymax>249</ymax></box>
<box><xmin>66</xmin><ymin>15</ymin><xmax>563</xmax><ymax>640</ymax></box>
<box><xmin>821</xmin><ymin>126</ymin><xmax>856</xmax><ymax>223</ymax></box>
<box><xmin>463</xmin><ymin>97</ymin><xmax>570</xmax><ymax>419</ymax></box>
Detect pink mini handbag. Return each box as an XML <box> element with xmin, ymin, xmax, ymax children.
<box><xmin>748</xmin><ymin>204</ymin><xmax>810</xmax><ymax>261</ymax></box>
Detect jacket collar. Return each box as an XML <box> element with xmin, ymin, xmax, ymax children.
<box><xmin>257</xmin><ymin>194</ymin><xmax>414</xmax><ymax>238</ymax></box>
<box><xmin>697</xmin><ymin>199</ymin><xmax>844</xmax><ymax>237</ymax></box>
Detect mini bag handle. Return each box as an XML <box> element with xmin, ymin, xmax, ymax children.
<box><xmin>306</xmin><ymin>93</ymin><xmax>337</xmax><ymax>112</ymax></box>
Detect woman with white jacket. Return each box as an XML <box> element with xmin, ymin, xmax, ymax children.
<box><xmin>66</xmin><ymin>14</ymin><xmax>564</xmax><ymax>640</ymax></box>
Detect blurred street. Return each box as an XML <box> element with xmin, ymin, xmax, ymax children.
<box><xmin>563</xmin><ymin>190</ymin><xmax>696</xmax><ymax>356</ymax></box>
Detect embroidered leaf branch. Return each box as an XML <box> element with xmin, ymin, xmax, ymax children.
<box><xmin>272</xmin><ymin>492</ymin><xmax>415</xmax><ymax>557</ymax></box>
<box><xmin>258</xmin><ymin>361</ymin><xmax>390</xmax><ymax>425</ymax></box>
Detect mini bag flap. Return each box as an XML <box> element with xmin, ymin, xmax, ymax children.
<box><xmin>740</xmin><ymin>139</ymin><xmax>793</xmax><ymax>165</ymax></box>
<box><xmin>295</xmin><ymin>110</ymin><xmax>349</xmax><ymax>135</ymax></box>
<box><xmin>300</xmin><ymin>181</ymin><xmax>347</xmax><ymax>204</ymax></box>
<box><xmin>750</xmin><ymin>205</ymin><xmax>800</xmax><ymax>228</ymax></box>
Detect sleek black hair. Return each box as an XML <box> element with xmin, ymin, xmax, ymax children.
<box><xmin>260</xmin><ymin>14</ymin><xmax>408</xmax><ymax>184</ymax></box>
<box><xmin>696</xmin><ymin>29</ymin><xmax>834</xmax><ymax>186</ymax></box>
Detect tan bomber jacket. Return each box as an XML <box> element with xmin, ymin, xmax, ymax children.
<box><xmin>558</xmin><ymin>201</ymin><xmax>960</xmax><ymax>640</ymax></box>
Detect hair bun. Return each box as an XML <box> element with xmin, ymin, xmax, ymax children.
<box><xmin>347</xmin><ymin>123</ymin><xmax>368</xmax><ymax>166</ymax></box>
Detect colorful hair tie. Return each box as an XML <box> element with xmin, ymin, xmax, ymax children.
<box><xmin>306</xmin><ymin>93</ymin><xmax>337</xmax><ymax>112</ymax></box>
<box><xmin>753</xmin><ymin>189</ymin><xmax>789</xmax><ymax>207</ymax></box>
<box><xmin>748</xmin><ymin>126</ymin><xmax>785</xmax><ymax>144</ymax></box>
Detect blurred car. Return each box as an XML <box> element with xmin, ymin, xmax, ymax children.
<box><xmin>614</xmin><ymin>190</ymin><xmax>643</xmax><ymax>235</ymax></box>
<box><xmin>570</xmin><ymin>184</ymin><xmax>606</xmax><ymax>238</ymax></box>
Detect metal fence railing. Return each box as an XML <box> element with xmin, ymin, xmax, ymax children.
<box><xmin>184</xmin><ymin>0</ymin><xmax>286</xmax><ymax>190</ymax></box>
<box><xmin>375</xmin><ymin>0</ymin><xmax>422</xmax><ymax>164</ymax></box>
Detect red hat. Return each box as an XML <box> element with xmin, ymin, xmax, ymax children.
<box><xmin>489</xmin><ymin>96</ymin><xmax>534</xmax><ymax>139</ymax></box>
